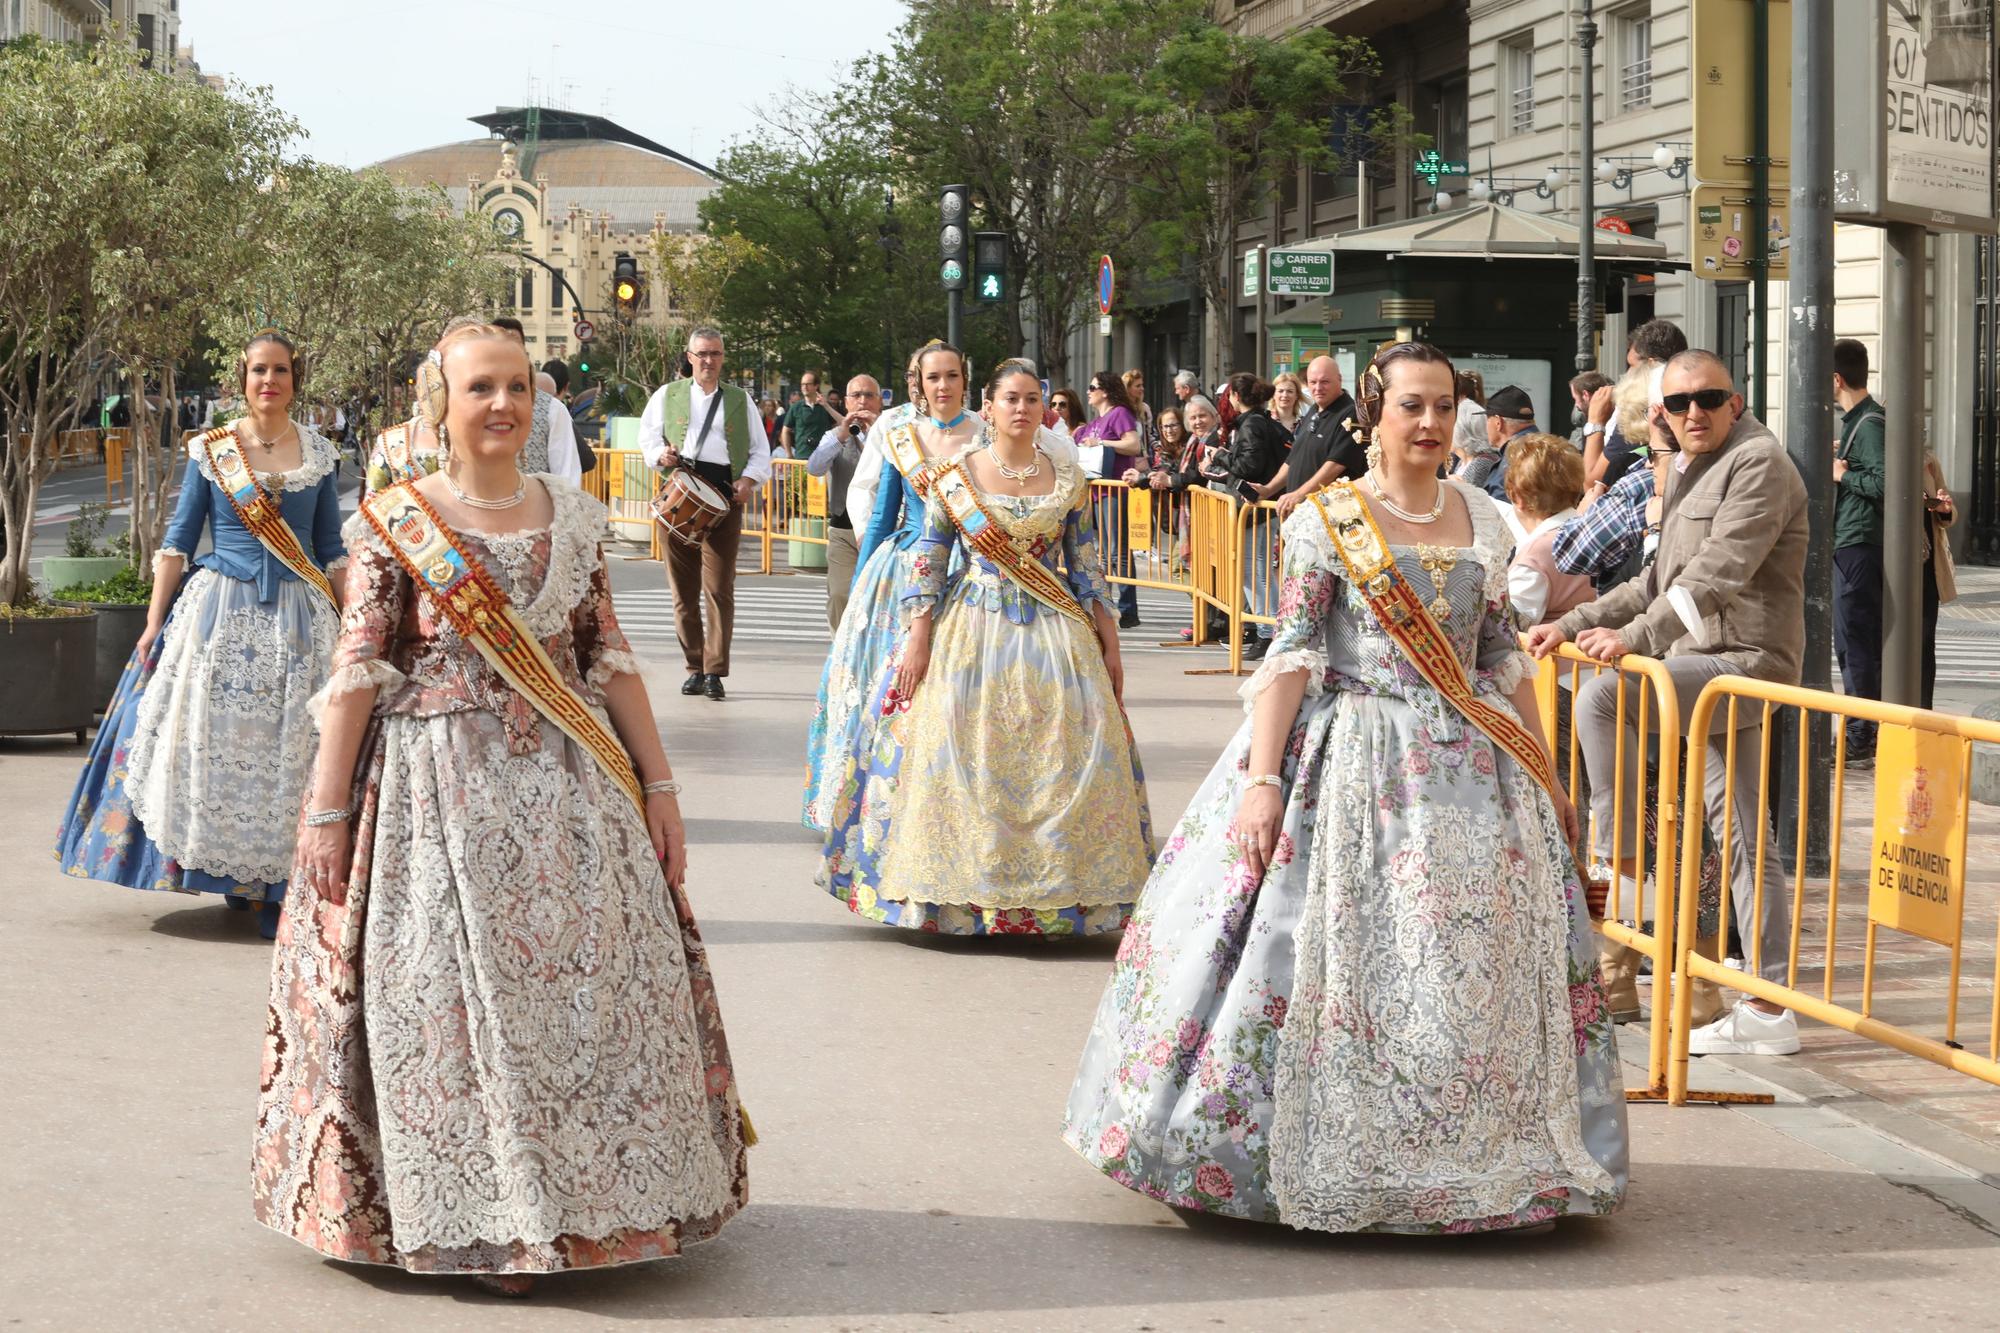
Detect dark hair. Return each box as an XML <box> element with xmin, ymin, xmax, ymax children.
<box><xmin>1832</xmin><ymin>338</ymin><xmax>1869</xmax><ymax>390</ymax></box>
<box><xmin>490</xmin><ymin>315</ymin><xmax>526</xmax><ymax>338</ymax></box>
<box><xmin>1569</xmin><ymin>370</ymin><xmax>1612</xmax><ymax>398</ymax></box>
<box><xmin>1352</xmin><ymin>341</ymin><xmax>1457</xmax><ymax>436</ymax></box>
<box><xmin>1048</xmin><ymin>387</ymin><xmax>1085</xmax><ymax>429</ymax></box>
<box><xmin>236</xmin><ymin>329</ymin><xmax>303</xmax><ymax>397</ymax></box>
<box><xmin>1225</xmin><ymin>372</ymin><xmax>1273</xmax><ymax>410</ymax></box>
<box><xmin>1627</xmin><ymin>318</ymin><xmax>1688</xmax><ymax>363</ymax></box>
<box><xmin>1454</xmin><ymin>369</ymin><xmax>1485</xmax><ymax>406</ymax></box>
<box><xmin>541</xmin><ymin>359</ymin><xmax>570</xmax><ymax>393</ymax></box>
<box><xmin>1090</xmin><ymin>370</ymin><xmax>1133</xmax><ymax>412</ymax></box>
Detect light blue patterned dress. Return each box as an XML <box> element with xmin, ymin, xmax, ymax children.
<box><xmin>801</xmin><ymin>403</ymin><xmax>924</xmax><ymax>831</ymax></box>
<box><xmin>1063</xmin><ymin>480</ymin><xmax>1628</xmax><ymax>1232</ymax></box>
<box><xmin>56</xmin><ymin>427</ymin><xmax>343</xmax><ymax>906</ymax></box>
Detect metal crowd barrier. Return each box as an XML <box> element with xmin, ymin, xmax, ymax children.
<box><xmin>583</xmin><ymin>451</ymin><xmax>827</xmax><ymax>572</ymax></box>
<box><xmin>753</xmin><ymin>457</ymin><xmax>828</xmax><ymax>574</ymax></box>
<box><xmin>1530</xmin><ymin>645</ymin><xmax>1689</xmax><ymax>1100</ymax></box>
<box><xmin>1667</xmin><ymin>678</ymin><xmax>2000</xmax><ymax>1104</ymax></box>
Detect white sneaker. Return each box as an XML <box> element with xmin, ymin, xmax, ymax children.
<box><xmin>1687</xmin><ymin>1002</ymin><xmax>1801</xmax><ymax>1056</ymax></box>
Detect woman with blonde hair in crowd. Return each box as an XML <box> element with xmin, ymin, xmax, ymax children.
<box><xmin>1504</xmin><ymin>433</ymin><xmax>1596</xmax><ymax>627</ymax></box>
<box><xmin>256</xmin><ymin>320</ymin><xmax>748</xmax><ymax>1294</ymax></box>
<box><xmin>1270</xmin><ymin>371</ymin><xmax>1304</xmax><ymax>433</ymax></box>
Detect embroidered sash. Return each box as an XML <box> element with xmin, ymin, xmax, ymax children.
<box><xmin>199</xmin><ymin>428</ymin><xmax>338</xmax><ymax>608</ymax></box>
<box><xmin>881</xmin><ymin>420</ymin><xmax>940</xmax><ymax>495</ymax></box>
<box><xmin>926</xmin><ymin>456</ymin><xmax>1091</xmax><ymax>627</ymax></box>
<box><xmin>375</xmin><ymin>422</ymin><xmax>429</xmax><ymax>486</ymax></box>
<box><xmin>1309</xmin><ymin>481</ymin><xmax>1562</xmax><ymax>803</ymax></box>
<box><xmin>360</xmin><ymin>486</ymin><xmax>644</xmax><ymax>812</ymax></box>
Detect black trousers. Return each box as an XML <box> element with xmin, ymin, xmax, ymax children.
<box><xmin>1833</xmin><ymin>543</ymin><xmax>1883</xmax><ymax>746</ymax></box>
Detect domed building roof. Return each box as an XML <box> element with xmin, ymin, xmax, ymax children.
<box><xmin>371</xmin><ymin>107</ymin><xmax>719</xmax><ymax>231</ymax></box>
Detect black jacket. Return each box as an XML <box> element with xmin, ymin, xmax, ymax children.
<box><xmin>1208</xmin><ymin>408</ymin><xmax>1290</xmax><ymax>498</ymax></box>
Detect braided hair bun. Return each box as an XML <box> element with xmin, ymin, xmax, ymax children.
<box><xmin>1350</xmin><ymin>341</ymin><xmax>1457</xmax><ymax>438</ymax></box>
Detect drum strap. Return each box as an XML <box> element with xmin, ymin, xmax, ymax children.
<box><xmin>361</xmin><ymin>485</ymin><xmax>645</xmax><ymax>813</ymax></box>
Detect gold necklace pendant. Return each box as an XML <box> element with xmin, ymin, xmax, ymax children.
<box><xmin>1415</xmin><ymin>543</ymin><xmax>1459</xmax><ymax>620</ymax></box>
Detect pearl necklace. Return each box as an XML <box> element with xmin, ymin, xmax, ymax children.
<box><xmin>444</xmin><ymin>470</ymin><xmax>526</xmax><ymax>510</ymax></box>
<box><xmin>1367</xmin><ymin>473</ymin><xmax>1444</xmax><ymax>524</ymax></box>
<box><xmin>993</xmin><ymin>445</ymin><xmax>1043</xmax><ymax>481</ymax></box>
<box><xmin>241</xmin><ymin>419</ymin><xmax>294</xmax><ymax>451</ymax></box>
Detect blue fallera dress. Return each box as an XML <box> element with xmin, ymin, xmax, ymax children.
<box><xmin>801</xmin><ymin>404</ymin><xmax>928</xmax><ymax>832</ymax></box>
<box><xmin>56</xmin><ymin>428</ymin><xmax>343</xmax><ymax>905</ymax></box>
<box><xmin>1063</xmin><ymin>481</ymin><xmax>1629</xmax><ymax>1232</ymax></box>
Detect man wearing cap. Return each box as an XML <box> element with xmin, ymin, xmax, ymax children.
<box><xmin>1475</xmin><ymin>386</ymin><xmax>1537</xmax><ymax>503</ymax></box>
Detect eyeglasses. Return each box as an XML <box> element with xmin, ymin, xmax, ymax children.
<box><xmin>1661</xmin><ymin>388</ymin><xmax>1734</xmax><ymax>415</ymax></box>
<box><xmin>689</xmin><ymin>351</ymin><xmax>723</xmax><ymax>361</ymax></box>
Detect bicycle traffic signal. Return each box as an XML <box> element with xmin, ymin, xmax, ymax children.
<box><xmin>939</xmin><ymin>184</ymin><xmax>969</xmax><ymax>292</ymax></box>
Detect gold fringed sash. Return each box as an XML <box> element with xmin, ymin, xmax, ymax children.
<box><xmin>927</xmin><ymin>457</ymin><xmax>1091</xmax><ymax>627</ymax></box>
<box><xmin>1310</xmin><ymin>482</ymin><xmax>1563</xmax><ymax>803</ymax></box>
<box><xmin>199</xmin><ymin>428</ymin><xmax>338</xmax><ymax>608</ymax></box>
<box><xmin>361</xmin><ymin>486</ymin><xmax>644</xmax><ymax>812</ymax></box>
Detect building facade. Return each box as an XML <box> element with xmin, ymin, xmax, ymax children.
<box><xmin>4</xmin><ymin>0</ymin><xmax>204</xmax><ymax>78</ymax></box>
<box><xmin>1</xmin><ymin>0</ymin><xmax>102</xmax><ymax>43</ymax></box>
<box><xmin>372</xmin><ymin>108</ymin><xmax>719</xmax><ymax>365</ymax></box>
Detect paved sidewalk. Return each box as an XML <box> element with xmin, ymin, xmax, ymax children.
<box><xmin>4</xmin><ymin>608</ymin><xmax>1996</xmax><ymax>1330</ymax></box>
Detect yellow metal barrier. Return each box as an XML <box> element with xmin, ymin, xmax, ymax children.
<box><xmin>1667</xmin><ymin>677</ymin><xmax>2000</xmax><ymax>1104</ymax></box>
<box><xmin>103</xmin><ymin>430</ymin><xmax>126</xmax><ymax>502</ymax></box>
<box><xmin>1088</xmin><ymin>478</ymin><xmax>1223</xmax><ymax>644</ymax></box>
<box><xmin>1227</xmin><ymin>498</ymin><xmax>1285</xmax><ymax>675</ymax></box>
<box><xmin>753</xmin><ymin>457</ymin><xmax>827</xmax><ymax>574</ymax></box>
<box><xmin>1530</xmin><ymin>645</ymin><xmax>1690</xmax><ymax>1099</ymax></box>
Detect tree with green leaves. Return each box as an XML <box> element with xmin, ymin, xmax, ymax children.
<box><xmin>1115</xmin><ymin>25</ymin><xmax>1409</xmax><ymax>384</ymax></box>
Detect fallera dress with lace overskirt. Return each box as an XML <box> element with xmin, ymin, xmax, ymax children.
<box><xmin>816</xmin><ymin>443</ymin><xmax>1154</xmax><ymax>934</ymax></box>
<box><xmin>56</xmin><ymin>427</ymin><xmax>343</xmax><ymax>902</ymax></box>
<box><xmin>802</xmin><ymin>403</ymin><xmax>922</xmax><ymax>831</ymax></box>
<box><xmin>1063</xmin><ymin>480</ymin><xmax>1630</xmax><ymax>1232</ymax></box>
<box><xmin>252</xmin><ymin>482</ymin><xmax>748</xmax><ymax>1275</ymax></box>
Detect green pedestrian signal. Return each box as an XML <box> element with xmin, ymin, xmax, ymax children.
<box><xmin>971</xmin><ymin>231</ymin><xmax>1007</xmax><ymax>304</ymax></box>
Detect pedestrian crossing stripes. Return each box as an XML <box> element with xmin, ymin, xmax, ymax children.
<box><xmin>610</xmin><ymin>577</ymin><xmax>1212</xmax><ymax>657</ymax></box>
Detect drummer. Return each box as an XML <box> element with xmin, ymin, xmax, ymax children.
<box><xmin>637</xmin><ymin>326</ymin><xmax>772</xmax><ymax>701</ymax></box>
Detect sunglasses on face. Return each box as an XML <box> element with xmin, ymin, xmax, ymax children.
<box><xmin>1662</xmin><ymin>388</ymin><xmax>1734</xmax><ymax>415</ymax></box>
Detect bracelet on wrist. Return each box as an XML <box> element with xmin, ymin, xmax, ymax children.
<box><xmin>1244</xmin><ymin>774</ymin><xmax>1283</xmax><ymax>790</ymax></box>
<box><xmin>643</xmin><ymin>779</ymin><xmax>683</xmax><ymax>797</ymax></box>
<box><xmin>304</xmin><ymin>806</ymin><xmax>352</xmax><ymax>827</ymax></box>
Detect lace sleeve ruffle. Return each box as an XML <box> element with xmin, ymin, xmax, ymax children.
<box><xmin>585</xmin><ymin>647</ymin><xmax>644</xmax><ymax>690</ymax></box>
<box><xmin>1480</xmin><ymin>649</ymin><xmax>1533</xmax><ymax>696</ymax></box>
<box><xmin>307</xmin><ymin>658</ymin><xmax>405</xmax><ymax>723</ymax></box>
<box><xmin>152</xmin><ymin>546</ymin><xmax>189</xmax><ymax>574</ymax></box>
<box><xmin>1237</xmin><ymin>647</ymin><xmax>1329</xmax><ymax>711</ymax></box>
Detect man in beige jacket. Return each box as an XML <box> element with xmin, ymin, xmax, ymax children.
<box><xmin>1528</xmin><ymin>350</ymin><xmax>1809</xmax><ymax>1056</ymax></box>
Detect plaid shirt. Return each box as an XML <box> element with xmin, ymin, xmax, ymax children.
<box><xmin>1552</xmin><ymin>464</ymin><xmax>1654</xmax><ymax>585</ymax></box>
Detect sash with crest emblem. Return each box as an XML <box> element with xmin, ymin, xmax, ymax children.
<box><xmin>198</xmin><ymin>427</ymin><xmax>338</xmax><ymax>607</ymax></box>
<box><xmin>923</xmin><ymin>452</ymin><xmax>1091</xmax><ymax>628</ymax></box>
<box><xmin>374</xmin><ymin>421</ymin><xmax>430</xmax><ymax>486</ymax></box>
<box><xmin>360</xmin><ymin>485</ymin><xmax>644</xmax><ymax>812</ymax></box>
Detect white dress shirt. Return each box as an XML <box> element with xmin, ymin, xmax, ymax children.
<box><xmin>637</xmin><ymin>381</ymin><xmax>773</xmax><ymax>486</ymax></box>
<box><xmin>1506</xmin><ymin>507</ymin><xmax>1578</xmax><ymax>628</ymax></box>
<box><xmin>542</xmin><ymin>395</ymin><xmax>583</xmax><ymax>487</ymax></box>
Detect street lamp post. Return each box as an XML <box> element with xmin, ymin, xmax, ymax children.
<box><xmin>1575</xmin><ymin>2</ymin><xmax>1597</xmax><ymax>375</ymax></box>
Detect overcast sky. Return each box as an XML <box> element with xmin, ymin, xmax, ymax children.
<box><xmin>187</xmin><ymin>0</ymin><xmax>909</xmax><ymax>170</ymax></box>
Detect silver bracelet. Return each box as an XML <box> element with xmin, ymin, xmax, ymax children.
<box><xmin>643</xmin><ymin>779</ymin><xmax>683</xmax><ymax>797</ymax></box>
<box><xmin>304</xmin><ymin>806</ymin><xmax>352</xmax><ymax>826</ymax></box>
<box><xmin>1244</xmin><ymin>774</ymin><xmax>1283</xmax><ymax>790</ymax></box>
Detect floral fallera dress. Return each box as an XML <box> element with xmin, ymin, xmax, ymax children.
<box><xmin>1064</xmin><ymin>479</ymin><xmax>1628</xmax><ymax>1233</ymax></box>
<box><xmin>817</xmin><ymin>443</ymin><xmax>1154</xmax><ymax>934</ymax></box>
<box><xmin>254</xmin><ymin>483</ymin><xmax>748</xmax><ymax>1275</ymax></box>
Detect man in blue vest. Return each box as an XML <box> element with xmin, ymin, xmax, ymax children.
<box><xmin>639</xmin><ymin>325</ymin><xmax>773</xmax><ymax>700</ymax></box>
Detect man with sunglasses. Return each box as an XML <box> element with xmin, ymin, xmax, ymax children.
<box><xmin>1529</xmin><ymin>350</ymin><xmax>1810</xmax><ymax>1057</ymax></box>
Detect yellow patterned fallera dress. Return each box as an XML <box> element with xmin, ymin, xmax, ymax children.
<box><xmin>817</xmin><ymin>442</ymin><xmax>1154</xmax><ymax>934</ymax></box>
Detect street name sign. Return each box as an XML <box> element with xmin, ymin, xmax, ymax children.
<box><xmin>1265</xmin><ymin>248</ymin><xmax>1334</xmax><ymax>297</ymax></box>
<box><xmin>1241</xmin><ymin>247</ymin><xmax>1260</xmax><ymax>298</ymax></box>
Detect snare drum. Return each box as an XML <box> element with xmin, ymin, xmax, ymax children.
<box><xmin>652</xmin><ymin>467</ymin><xmax>730</xmax><ymax>546</ymax></box>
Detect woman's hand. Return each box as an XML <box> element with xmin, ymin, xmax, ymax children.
<box><xmin>1098</xmin><ymin>623</ymin><xmax>1124</xmax><ymax>704</ymax></box>
<box><xmin>646</xmin><ymin>791</ymin><xmax>687</xmax><ymax>890</ymax></box>
<box><xmin>892</xmin><ymin>616</ymin><xmax>932</xmax><ymax>706</ymax></box>
<box><xmin>295</xmin><ymin>821</ymin><xmax>352</xmax><ymax>904</ymax></box>
<box><xmin>1551</xmin><ymin>786</ymin><xmax>1582</xmax><ymax>850</ymax></box>
<box><xmin>1231</xmin><ymin>784</ymin><xmax>1284</xmax><ymax>882</ymax></box>
<box><xmin>135</xmin><ymin>618</ymin><xmax>164</xmax><ymax>663</ymax></box>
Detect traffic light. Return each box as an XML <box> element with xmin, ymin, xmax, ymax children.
<box><xmin>577</xmin><ymin>352</ymin><xmax>592</xmax><ymax>375</ymax></box>
<box><xmin>938</xmin><ymin>184</ymin><xmax>969</xmax><ymax>292</ymax></box>
<box><xmin>972</xmin><ymin>231</ymin><xmax>1007</xmax><ymax>303</ymax></box>
<box><xmin>612</xmin><ymin>253</ymin><xmax>641</xmax><ymax>316</ymax></box>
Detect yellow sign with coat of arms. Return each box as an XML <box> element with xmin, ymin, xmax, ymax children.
<box><xmin>1867</xmin><ymin>728</ymin><xmax>1969</xmax><ymax>947</ymax></box>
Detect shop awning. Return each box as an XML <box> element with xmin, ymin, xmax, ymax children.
<box><xmin>1290</xmin><ymin>201</ymin><xmax>1675</xmax><ymax>265</ymax></box>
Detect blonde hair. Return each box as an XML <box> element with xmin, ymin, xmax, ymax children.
<box><xmin>1504</xmin><ymin>432</ymin><xmax>1588</xmax><ymax>516</ymax></box>
<box><xmin>1613</xmin><ymin>363</ymin><xmax>1653</xmax><ymax>444</ymax></box>
<box><xmin>1272</xmin><ymin>371</ymin><xmax>1303</xmax><ymax>397</ymax></box>
<box><xmin>424</xmin><ymin>322</ymin><xmax>534</xmax><ymax>432</ymax></box>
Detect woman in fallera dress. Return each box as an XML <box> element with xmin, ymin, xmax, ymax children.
<box><xmin>56</xmin><ymin>330</ymin><xmax>342</xmax><ymax>940</ymax></box>
<box><xmin>802</xmin><ymin>342</ymin><xmax>979</xmax><ymax>832</ymax></box>
<box><xmin>1064</xmin><ymin>341</ymin><xmax>1629</xmax><ymax>1232</ymax></box>
<box><xmin>817</xmin><ymin>360</ymin><xmax>1153</xmax><ymax>935</ymax></box>
<box><xmin>254</xmin><ymin>323</ymin><xmax>747</xmax><ymax>1296</ymax></box>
